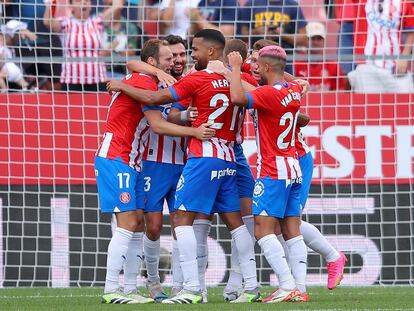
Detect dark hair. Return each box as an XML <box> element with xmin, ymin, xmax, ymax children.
<box><xmin>252</xmin><ymin>39</ymin><xmax>278</xmax><ymax>51</ymax></box>
<box><xmin>193</xmin><ymin>29</ymin><xmax>225</xmax><ymax>49</ymax></box>
<box><xmin>163</xmin><ymin>35</ymin><xmax>186</xmax><ymax>48</ymax></box>
<box><xmin>141</xmin><ymin>39</ymin><xmax>169</xmax><ymax>62</ymax></box>
<box><xmin>224</xmin><ymin>39</ymin><xmax>248</xmax><ymax>61</ymax></box>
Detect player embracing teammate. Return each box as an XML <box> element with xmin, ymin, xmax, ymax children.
<box><xmin>101</xmin><ymin>28</ymin><xmax>347</xmax><ymax>304</ymax></box>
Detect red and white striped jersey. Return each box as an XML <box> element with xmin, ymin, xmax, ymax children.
<box><xmin>247</xmin><ymin>82</ymin><xmax>303</xmax><ymax>180</ymax></box>
<box><xmin>295</xmin><ymin>127</ymin><xmax>310</xmax><ymax>158</ymax></box>
<box><xmin>354</xmin><ymin>0</ymin><xmax>414</xmax><ymax>70</ymax></box>
<box><xmin>58</xmin><ymin>16</ymin><xmax>107</xmax><ymax>84</ymax></box>
<box><xmin>96</xmin><ymin>73</ymin><xmax>157</xmax><ymax>171</ymax></box>
<box><xmin>170</xmin><ymin>70</ymin><xmax>249</xmax><ymax>162</ymax></box>
<box><xmin>143</xmin><ymin>103</ymin><xmax>187</xmax><ymax>165</ymax></box>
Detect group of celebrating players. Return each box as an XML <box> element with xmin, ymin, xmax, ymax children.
<box><xmin>95</xmin><ymin>28</ymin><xmax>347</xmax><ymax>304</ymax></box>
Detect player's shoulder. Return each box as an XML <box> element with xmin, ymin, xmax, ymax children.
<box><xmin>124</xmin><ymin>73</ymin><xmax>158</xmax><ymax>89</ymax></box>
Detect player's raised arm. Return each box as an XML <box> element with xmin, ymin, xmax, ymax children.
<box><xmin>228</xmin><ymin>52</ymin><xmax>249</xmax><ymax>107</ymax></box>
<box><xmin>107</xmin><ymin>80</ymin><xmax>174</xmax><ymax>106</ymax></box>
<box><xmin>144</xmin><ymin>110</ymin><xmax>214</xmax><ymax>139</ymax></box>
<box><xmin>126</xmin><ymin>60</ymin><xmax>177</xmax><ymax>88</ymax></box>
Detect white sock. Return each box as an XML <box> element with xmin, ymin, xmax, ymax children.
<box><xmin>231</xmin><ymin>225</ymin><xmax>258</xmax><ymax>291</ymax></box>
<box><xmin>225</xmin><ymin>240</ymin><xmax>243</xmax><ymax>292</ymax></box>
<box><xmin>286</xmin><ymin>235</ymin><xmax>308</xmax><ymax>293</ymax></box>
<box><xmin>175</xmin><ymin>225</ymin><xmax>200</xmax><ymax>292</ymax></box>
<box><xmin>301</xmin><ymin>221</ymin><xmax>340</xmax><ymax>262</ymax></box>
<box><xmin>277</xmin><ymin>234</ymin><xmax>290</xmax><ymax>263</ymax></box>
<box><xmin>104</xmin><ymin>227</ymin><xmax>133</xmax><ymax>294</ymax></box>
<box><xmin>257</xmin><ymin>234</ymin><xmax>295</xmax><ymax>291</ymax></box>
<box><xmin>242</xmin><ymin>215</ymin><xmax>255</xmax><ymax>242</ymax></box>
<box><xmin>123</xmin><ymin>232</ymin><xmax>144</xmax><ymax>294</ymax></box>
<box><xmin>143</xmin><ymin>235</ymin><xmax>160</xmax><ymax>283</ymax></box>
<box><xmin>172</xmin><ymin>239</ymin><xmax>183</xmax><ymax>288</ymax></box>
<box><xmin>193</xmin><ymin>219</ymin><xmax>211</xmax><ymax>291</ymax></box>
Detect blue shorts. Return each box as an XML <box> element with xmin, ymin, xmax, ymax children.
<box><xmin>299</xmin><ymin>152</ymin><xmax>314</xmax><ymax>209</ymax></box>
<box><xmin>253</xmin><ymin>177</ymin><xmax>302</xmax><ymax>218</ymax></box>
<box><xmin>174</xmin><ymin>157</ymin><xmax>240</xmax><ymax>215</ymax></box>
<box><xmin>234</xmin><ymin>144</ymin><xmax>255</xmax><ymax>199</ymax></box>
<box><xmin>94</xmin><ymin>156</ymin><xmax>144</xmax><ymax>214</ymax></box>
<box><xmin>142</xmin><ymin>160</ymin><xmax>184</xmax><ymax>213</ymax></box>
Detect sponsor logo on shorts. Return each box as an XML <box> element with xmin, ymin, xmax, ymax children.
<box><xmin>253</xmin><ymin>181</ymin><xmax>265</xmax><ymax>197</ymax></box>
<box><xmin>177</xmin><ymin>176</ymin><xmax>185</xmax><ymax>191</ymax></box>
<box><xmin>119</xmin><ymin>192</ymin><xmax>131</xmax><ymax>204</ymax></box>
<box><xmin>210</xmin><ymin>168</ymin><xmax>236</xmax><ymax>180</ymax></box>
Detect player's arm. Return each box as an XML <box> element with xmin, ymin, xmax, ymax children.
<box><xmin>107</xmin><ymin>80</ymin><xmax>174</xmax><ymax>106</ymax></box>
<box><xmin>144</xmin><ymin>109</ymin><xmax>215</xmax><ymax>139</ymax></box>
<box><xmin>227</xmin><ymin>52</ymin><xmax>250</xmax><ymax>107</ymax></box>
<box><xmin>207</xmin><ymin>60</ymin><xmax>257</xmax><ymax>91</ymax></box>
<box><xmin>283</xmin><ymin>72</ymin><xmax>310</xmax><ymax>96</ymax></box>
<box><xmin>126</xmin><ymin>60</ymin><xmax>176</xmax><ymax>87</ymax></box>
<box><xmin>297</xmin><ymin>113</ymin><xmax>310</xmax><ymax>127</ymax></box>
<box><xmin>168</xmin><ymin>105</ymin><xmax>198</xmax><ymax>125</ymax></box>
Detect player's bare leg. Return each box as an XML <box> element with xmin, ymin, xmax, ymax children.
<box><xmin>220</xmin><ymin>212</ymin><xmax>261</xmax><ymax>303</ymax></box>
<box><xmin>255</xmin><ymin>215</ymin><xmax>299</xmax><ymax>303</ymax></box>
<box><xmin>193</xmin><ymin>213</ymin><xmax>213</xmax><ymax>302</ymax></box>
<box><xmin>102</xmin><ymin>210</ymin><xmax>154</xmax><ymax>304</ymax></box>
<box><xmin>143</xmin><ymin>211</ymin><xmax>168</xmax><ymax>302</ymax></box>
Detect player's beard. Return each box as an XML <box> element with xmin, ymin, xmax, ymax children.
<box><xmin>260</xmin><ymin>75</ymin><xmax>268</xmax><ymax>85</ymax></box>
<box><xmin>194</xmin><ymin>60</ymin><xmax>207</xmax><ymax>71</ymax></box>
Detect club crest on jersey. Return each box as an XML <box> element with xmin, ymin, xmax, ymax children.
<box><xmin>253</xmin><ymin>181</ymin><xmax>265</xmax><ymax>197</ymax></box>
<box><xmin>177</xmin><ymin>176</ymin><xmax>185</xmax><ymax>191</ymax></box>
<box><xmin>119</xmin><ymin>192</ymin><xmax>131</xmax><ymax>204</ymax></box>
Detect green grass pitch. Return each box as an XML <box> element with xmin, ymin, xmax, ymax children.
<box><xmin>1</xmin><ymin>286</ymin><xmax>413</xmax><ymax>310</ymax></box>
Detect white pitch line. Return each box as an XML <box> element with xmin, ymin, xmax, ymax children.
<box><xmin>0</xmin><ymin>294</ymin><xmax>100</xmax><ymax>299</ymax></box>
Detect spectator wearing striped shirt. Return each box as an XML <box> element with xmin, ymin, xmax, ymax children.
<box><xmin>43</xmin><ymin>0</ymin><xmax>124</xmax><ymax>92</ymax></box>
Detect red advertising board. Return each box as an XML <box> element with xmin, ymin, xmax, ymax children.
<box><xmin>1</xmin><ymin>93</ymin><xmax>413</xmax><ymax>185</ymax></box>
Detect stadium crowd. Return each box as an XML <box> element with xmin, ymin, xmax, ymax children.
<box><xmin>0</xmin><ymin>0</ymin><xmax>413</xmax><ymax>93</ymax></box>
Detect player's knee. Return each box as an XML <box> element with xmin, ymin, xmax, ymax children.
<box><xmin>281</xmin><ymin>226</ymin><xmax>300</xmax><ymax>241</ymax></box>
<box><xmin>146</xmin><ymin>221</ymin><xmax>162</xmax><ymax>240</ymax></box>
<box><xmin>117</xmin><ymin>213</ymin><xmax>144</xmax><ymax>232</ymax></box>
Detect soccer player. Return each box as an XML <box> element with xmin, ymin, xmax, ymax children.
<box><xmin>107</xmin><ymin>29</ymin><xmax>260</xmax><ymax>304</ymax></box>
<box><xmin>227</xmin><ymin>46</ymin><xmax>307</xmax><ymax>302</ymax></box>
<box><xmin>95</xmin><ymin>39</ymin><xmax>215</xmax><ymax>304</ymax></box>
<box><xmin>295</xmin><ymin>126</ymin><xmax>347</xmax><ymax>291</ymax></box>
<box><xmin>124</xmin><ymin>35</ymin><xmax>189</xmax><ymax>302</ymax></box>
<box><xmin>168</xmin><ymin>39</ymin><xmax>258</xmax><ymax>302</ymax></box>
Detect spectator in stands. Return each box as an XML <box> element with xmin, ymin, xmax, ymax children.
<box><xmin>0</xmin><ymin>32</ymin><xmax>34</xmax><ymax>92</ymax></box>
<box><xmin>190</xmin><ymin>0</ymin><xmax>237</xmax><ymax>38</ymax></box>
<box><xmin>158</xmin><ymin>0</ymin><xmax>201</xmax><ymax>39</ymax></box>
<box><xmin>294</xmin><ymin>22</ymin><xmax>349</xmax><ymax>91</ymax></box>
<box><xmin>100</xmin><ymin>0</ymin><xmax>139</xmax><ymax>79</ymax></box>
<box><xmin>348</xmin><ymin>0</ymin><xmax>414</xmax><ymax>93</ymax></box>
<box><xmin>334</xmin><ymin>0</ymin><xmax>358</xmax><ymax>74</ymax></box>
<box><xmin>43</xmin><ymin>0</ymin><xmax>124</xmax><ymax>92</ymax></box>
<box><xmin>239</xmin><ymin>0</ymin><xmax>307</xmax><ymax>73</ymax></box>
<box><xmin>4</xmin><ymin>1</ymin><xmax>62</xmax><ymax>91</ymax></box>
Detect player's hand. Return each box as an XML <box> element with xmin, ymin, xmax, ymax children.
<box><xmin>106</xmin><ymin>80</ymin><xmax>124</xmax><ymax>93</ymax></box>
<box><xmin>396</xmin><ymin>59</ymin><xmax>408</xmax><ymax>75</ymax></box>
<box><xmin>186</xmin><ymin>106</ymin><xmax>198</xmax><ymax>122</ymax></box>
<box><xmin>207</xmin><ymin>60</ymin><xmax>229</xmax><ymax>76</ymax></box>
<box><xmin>156</xmin><ymin>69</ymin><xmax>176</xmax><ymax>88</ymax></box>
<box><xmin>294</xmin><ymin>79</ymin><xmax>310</xmax><ymax>97</ymax></box>
<box><xmin>194</xmin><ymin>123</ymin><xmax>216</xmax><ymax>140</ymax></box>
<box><xmin>227</xmin><ymin>51</ymin><xmax>243</xmax><ymax>69</ymax></box>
